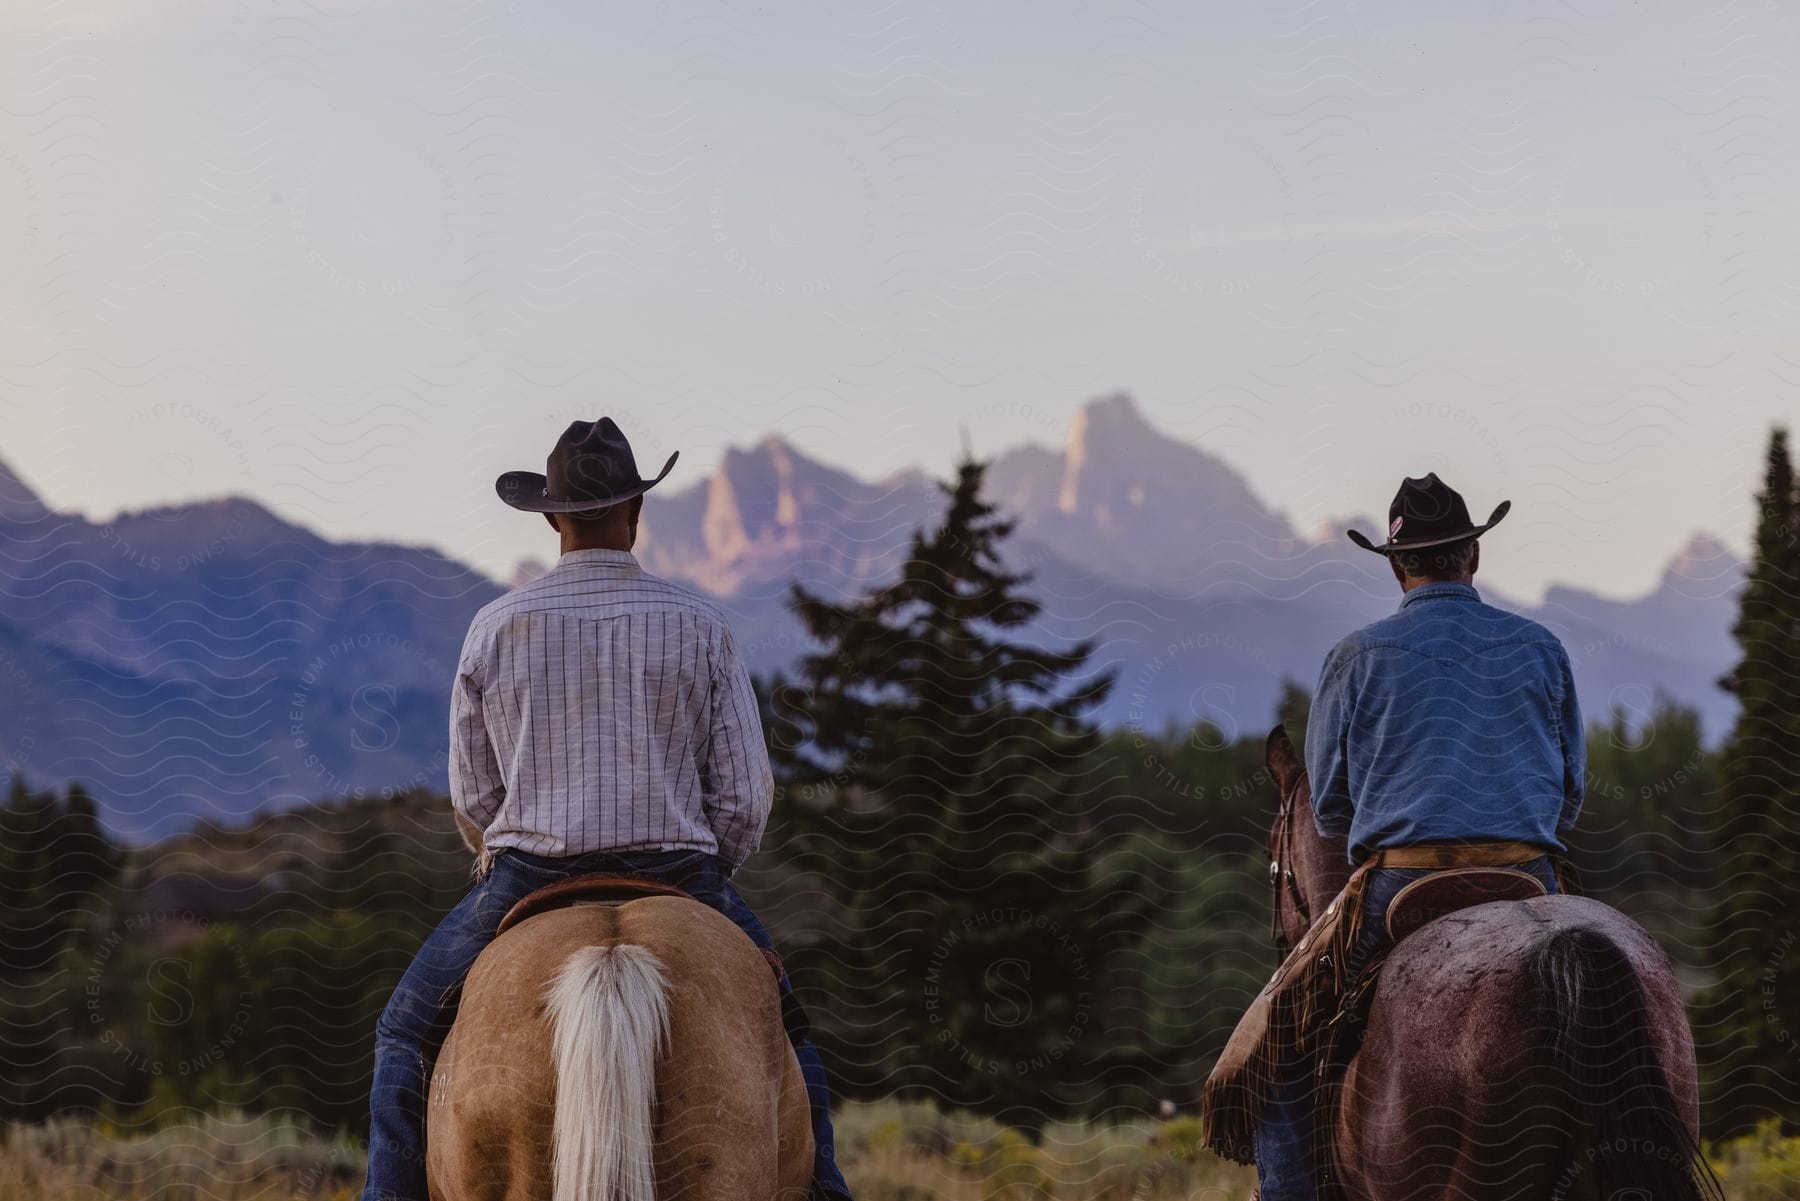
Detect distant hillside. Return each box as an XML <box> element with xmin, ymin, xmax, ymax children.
<box><xmin>0</xmin><ymin>460</ymin><xmax>500</xmax><ymax>840</ymax></box>
<box><xmin>118</xmin><ymin>789</ymin><xmax>473</xmax><ymax>927</ymax></box>
<box><xmin>0</xmin><ymin>395</ymin><xmax>1745</xmax><ymax>838</ymax></box>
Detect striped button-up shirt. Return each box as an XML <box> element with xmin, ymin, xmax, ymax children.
<box><xmin>449</xmin><ymin>548</ymin><xmax>773</xmax><ymax>868</ymax></box>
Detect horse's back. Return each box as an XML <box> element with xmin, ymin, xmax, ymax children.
<box><xmin>426</xmin><ymin>896</ymin><xmax>811</xmax><ymax>1201</ymax></box>
<box><xmin>1340</xmin><ymin>894</ymin><xmax>1699</xmax><ymax>1201</ymax></box>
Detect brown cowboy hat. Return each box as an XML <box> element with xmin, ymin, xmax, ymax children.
<box><xmin>1346</xmin><ymin>472</ymin><xmax>1510</xmax><ymax>555</ymax></box>
<box><xmin>495</xmin><ymin>418</ymin><xmax>678</xmax><ymax>513</ymax></box>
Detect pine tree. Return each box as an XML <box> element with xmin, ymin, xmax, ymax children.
<box><xmin>772</xmin><ymin>455</ymin><xmax>1115</xmax><ymax>1120</ymax></box>
<box><xmin>57</xmin><ymin>782</ymin><xmax>118</xmax><ymax>909</ymax></box>
<box><xmin>0</xmin><ymin>778</ymin><xmax>120</xmax><ymax>1120</ymax></box>
<box><xmin>1702</xmin><ymin>427</ymin><xmax>1800</xmax><ymax>1136</ymax></box>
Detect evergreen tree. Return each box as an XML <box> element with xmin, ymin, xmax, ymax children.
<box><xmin>772</xmin><ymin>455</ymin><xmax>1116</xmax><ymax>1120</ymax></box>
<box><xmin>0</xmin><ymin>778</ymin><xmax>121</xmax><ymax>1120</ymax></box>
<box><xmin>1571</xmin><ymin>697</ymin><xmax>1718</xmax><ymax>898</ymax></box>
<box><xmin>1702</xmin><ymin>427</ymin><xmax>1800</xmax><ymax>1136</ymax></box>
<box><xmin>57</xmin><ymin>782</ymin><xmax>119</xmax><ymax>912</ymax></box>
<box><xmin>0</xmin><ymin>779</ymin><xmax>118</xmax><ymax>976</ymax></box>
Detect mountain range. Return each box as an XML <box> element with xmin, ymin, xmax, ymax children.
<box><xmin>0</xmin><ymin>395</ymin><xmax>1745</xmax><ymax>840</ymax></box>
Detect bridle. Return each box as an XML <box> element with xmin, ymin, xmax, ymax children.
<box><xmin>1268</xmin><ymin>775</ymin><xmax>1312</xmax><ymax>954</ymax></box>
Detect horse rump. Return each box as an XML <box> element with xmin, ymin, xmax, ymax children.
<box><xmin>1529</xmin><ymin>926</ymin><xmax>1721</xmax><ymax>1201</ymax></box>
<box><xmin>545</xmin><ymin>943</ymin><xmax>672</xmax><ymax>1201</ymax></box>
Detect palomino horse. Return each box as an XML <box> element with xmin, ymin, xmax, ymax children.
<box><xmin>423</xmin><ymin>892</ymin><xmax>813</xmax><ymax>1201</ymax></box>
<box><xmin>1263</xmin><ymin>725</ymin><xmax>1718</xmax><ymax>1201</ymax></box>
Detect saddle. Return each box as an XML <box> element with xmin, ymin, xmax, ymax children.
<box><xmin>1384</xmin><ymin>865</ymin><xmax>1546</xmax><ymax>940</ymax></box>
<box><xmin>497</xmin><ymin>873</ymin><xmax>698</xmax><ymax>935</ymax></box>
<box><xmin>496</xmin><ymin>872</ymin><xmax>792</xmax><ymax>999</ymax></box>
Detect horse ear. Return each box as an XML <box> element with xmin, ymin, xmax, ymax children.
<box><xmin>1266</xmin><ymin>725</ymin><xmax>1302</xmax><ymax>789</ymax></box>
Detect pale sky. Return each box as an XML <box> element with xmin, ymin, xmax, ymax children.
<box><xmin>1</xmin><ymin>0</ymin><xmax>1796</xmax><ymax>600</ymax></box>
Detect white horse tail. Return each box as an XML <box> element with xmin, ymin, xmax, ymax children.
<box><xmin>544</xmin><ymin>943</ymin><xmax>671</xmax><ymax>1201</ymax></box>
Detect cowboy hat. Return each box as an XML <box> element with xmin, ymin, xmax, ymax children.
<box><xmin>495</xmin><ymin>418</ymin><xmax>677</xmax><ymax>513</ymax></box>
<box><xmin>1346</xmin><ymin>472</ymin><xmax>1509</xmax><ymax>555</ymax></box>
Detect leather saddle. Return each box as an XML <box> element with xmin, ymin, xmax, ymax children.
<box><xmin>497</xmin><ymin>872</ymin><xmax>696</xmax><ymax>936</ymax></box>
<box><xmin>1383</xmin><ymin>866</ymin><xmax>1546</xmax><ymax>941</ymax></box>
<box><xmin>495</xmin><ymin>872</ymin><xmax>790</xmax><ymax>988</ymax></box>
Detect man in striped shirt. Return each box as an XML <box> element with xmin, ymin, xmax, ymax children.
<box><xmin>361</xmin><ymin>419</ymin><xmax>853</xmax><ymax>1201</ymax></box>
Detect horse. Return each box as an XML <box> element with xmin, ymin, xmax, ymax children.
<box><xmin>422</xmin><ymin>886</ymin><xmax>814</xmax><ymax>1201</ymax></box>
<box><xmin>1260</xmin><ymin>724</ymin><xmax>1718</xmax><ymax>1201</ymax></box>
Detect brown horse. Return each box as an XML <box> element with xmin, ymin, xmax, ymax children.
<box><xmin>423</xmin><ymin>894</ymin><xmax>813</xmax><ymax>1201</ymax></box>
<box><xmin>1262</xmin><ymin>725</ymin><xmax>1718</xmax><ymax>1201</ymax></box>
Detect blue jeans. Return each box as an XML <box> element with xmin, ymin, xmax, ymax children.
<box><xmin>361</xmin><ymin>848</ymin><xmax>851</xmax><ymax>1201</ymax></box>
<box><xmin>1252</xmin><ymin>857</ymin><xmax>1559</xmax><ymax>1201</ymax></box>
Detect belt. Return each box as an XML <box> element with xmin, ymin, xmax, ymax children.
<box><xmin>1365</xmin><ymin>840</ymin><xmax>1549</xmax><ymax>871</ymax></box>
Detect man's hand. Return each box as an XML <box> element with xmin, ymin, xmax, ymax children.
<box><xmin>453</xmin><ymin>810</ymin><xmax>493</xmax><ymax>878</ymax></box>
<box><xmin>454</xmin><ymin>809</ymin><xmax>483</xmax><ymax>855</ymax></box>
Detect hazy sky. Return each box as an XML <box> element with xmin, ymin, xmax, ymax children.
<box><xmin>1</xmin><ymin>0</ymin><xmax>1795</xmax><ymax>600</ymax></box>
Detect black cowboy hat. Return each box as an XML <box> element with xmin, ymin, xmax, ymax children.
<box><xmin>1346</xmin><ymin>472</ymin><xmax>1510</xmax><ymax>555</ymax></box>
<box><xmin>495</xmin><ymin>418</ymin><xmax>678</xmax><ymax>513</ymax></box>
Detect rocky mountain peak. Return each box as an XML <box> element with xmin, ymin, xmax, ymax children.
<box><xmin>1060</xmin><ymin>393</ymin><xmax>1153</xmax><ymax>512</ymax></box>
<box><xmin>0</xmin><ymin>454</ymin><xmax>52</xmax><ymax>525</ymax></box>
<box><xmin>1070</xmin><ymin>391</ymin><xmax>1156</xmax><ymax>444</ymax></box>
<box><xmin>1663</xmin><ymin>532</ymin><xmax>1738</xmax><ymax>582</ymax></box>
<box><xmin>702</xmin><ymin>437</ymin><xmax>810</xmax><ymax>561</ymax></box>
<box><xmin>1654</xmin><ymin>531</ymin><xmax>1745</xmax><ymax>604</ymax></box>
<box><xmin>1048</xmin><ymin>392</ymin><xmax>1294</xmax><ymax>557</ymax></box>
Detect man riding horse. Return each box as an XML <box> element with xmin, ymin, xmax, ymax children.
<box><xmin>359</xmin><ymin>418</ymin><xmax>854</xmax><ymax>1201</ymax></box>
<box><xmin>1238</xmin><ymin>473</ymin><xmax>1586</xmax><ymax>1201</ymax></box>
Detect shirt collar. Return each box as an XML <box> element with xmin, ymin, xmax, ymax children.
<box><xmin>1398</xmin><ymin>581</ymin><xmax>1481</xmax><ymax>611</ymax></box>
<box><xmin>556</xmin><ymin>548</ymin><xmax>640</xmax><ymax>570</ymax></box>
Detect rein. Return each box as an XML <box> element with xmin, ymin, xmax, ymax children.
<box><xmin>1269</xmin><ymin>779</ymin><xmax>1313</xmax><ymax>953</ymax></box>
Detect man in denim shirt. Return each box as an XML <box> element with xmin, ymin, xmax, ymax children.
<box><xmin>1252</xmin><ymin>473</ymin><xmax>1585</xmax><ymax>1201</ymax></box>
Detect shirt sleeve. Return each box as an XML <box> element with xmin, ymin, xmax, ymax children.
<box><xmin>699</xmin><ymin>626</ymin><xmax>774</xmax><ymax>871</ymax></box>
<box><xmin>449</xmin><ymin>622</ymin><xmax>506</xmax><ymax>834</ymax></box>
<box><xmin>1306</xmin><ymin>647</ymin><xmax>1355</xmax><ymax>839</ymax></box>
<box><xmin>1556</xmin><ymin>647</ymin><xmax>1586</xmax><ymax>836</ymax></box>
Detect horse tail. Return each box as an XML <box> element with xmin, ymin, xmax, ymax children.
<box><xmin>544</xmin><ymin>943</ymin><xmax>671</xmax><ymax>1201</ymax></box>
<box><xmin>1529</xmin><ymin>926</ymin><xmax>1721</xmax><ymax>1201</ymax></box>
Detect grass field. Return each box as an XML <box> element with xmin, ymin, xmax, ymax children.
<box><xmin>3</xmin><ymin>1101</ymin><xmax>1793</xmax><ymax>1200</ymax></box>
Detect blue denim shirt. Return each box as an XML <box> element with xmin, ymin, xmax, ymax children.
<box><xmin>1305</xmin><ymin>582</ymin><xmax>1584</xmax><ymax>863</ymax></box>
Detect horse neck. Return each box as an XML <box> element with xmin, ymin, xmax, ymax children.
<box><xmin>1294</xmin><ymin>787</ymin><xmax>1353</xmax><ymax>913</ymax></box>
